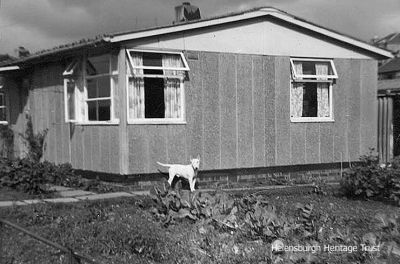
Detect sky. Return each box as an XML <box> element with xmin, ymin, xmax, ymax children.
<box><xmin>0</xmin><ymin>0</ymin><xmax>399</xmax><ymax>56</ymax></box>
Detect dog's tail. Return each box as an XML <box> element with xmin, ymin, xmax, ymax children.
<box><xmin>157</xmin><ymin>169</ymin><xmax>169</xmax><ymax>176</ymax></box>
<box><xmin>157</xmin><ymin>161</ymin><xmax>172</xmax><ymax>167</ymax></box>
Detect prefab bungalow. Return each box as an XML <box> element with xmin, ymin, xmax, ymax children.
<box><xmin>0</xmin><ymin>6</ymin><xmax>393</xmax><ymax>185</ymax></box>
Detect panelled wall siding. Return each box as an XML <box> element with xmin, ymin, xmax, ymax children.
<box><xmin>127</xmin><ymin>51</ymin><xmax>377</xmax><ymax>174</ymax></box>
<box><xmin>13</xmin><ymin>52</ymin><xmax>377</xmax><ymax>174</ymax></box>
<box><xmin>26</xmin><ymin>62</ymin><xmax>120</xmax><ymax>173</ymax></box>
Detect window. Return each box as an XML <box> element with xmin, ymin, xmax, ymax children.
<box><xmin>290</xmin><ymin>58</ymin><xmax>337</xmax><ymax>122</ymax></box>
<box><xmin>126</xmin><ymin>49</ymin><xmax>189</xmax><ymax>124</ymax></box>
<box><xmin>0</xmin><ymin>91</ymin><xmax>6</xmax><ymax>123</ymax></box>
<box><xmin>63</xmin><ymin>54</ymin><xmax>119</xmax><ymax>124</ymax></box>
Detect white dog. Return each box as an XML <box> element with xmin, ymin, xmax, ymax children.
<box><xmin>157</xmin><ymin>156</ymin><xmax>200</xmax><ymax>192</ymax></box>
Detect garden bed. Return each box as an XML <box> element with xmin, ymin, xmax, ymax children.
<box><xmin>0</xmin><ymin>186</ymin><xmax>58</xmax><ymax>201</ymax></box>
<box><xmin>1</xmin><ymin>189</ymin><xmax>399</xmax><ymax>264</ymax></box>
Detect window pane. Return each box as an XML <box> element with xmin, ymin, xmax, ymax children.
<box><xmin>88</xmin><ymin>101</ymin><xmax>97</xmax><ymax>121</ymax></box>
<box><xmin>98</xmin><ymin>100</ymin><xmax>111</xmax><ymax>121</ymax></box>
<box><xmin>143</xmin><ymin>53</ymin><xmax>163</xmax><ymax>75</ymax></box>
<box><xmin>144</xmin><ymin>77</ymin><xmax>165</xmax><ymax>118</ymax></box>
<box><xmin>302</xmin><ymin>83</ymin><xmax>318</xmax><ymax>117</ymax></box>
<box><xmin>0</xmin><ymin>93</ymin><xmax>4</xmax><ymax>106</ymax></box>
<box><xmin>143</xmin><ymin>53</ymin><xmax>162</xmax><ymax>67</ymax></box>
<box><xmin>0</xmin><ymin>107</ymin><xmax>6</xmax><ymax>121</ymax></box>
<box><xmin>111</xmin><ymin>54</ymin><xmax>118</xmax><ymax>73</ymax></box>
<box><xmin>87</xmin><ymin>55</ymin><xmax>109</xmax><ymax>76</ymax></box>
<box><xmin>302</xmin><ymin>61</ymin><xmax>316</xmax><ymax>75</ymax></box>
<box><xmin>87</xmin><ymin>79</ymin><xmax>97</xmax><ymax>99</ymax></box>
<box><xmin>97</xmin><ymin>76</ymin><xmax>110</xmax><ymax>98</ymax></box>
<box><xmin>66</xmin><ymin>81</ymin><xmax>75</xmax><ymax>120</ymax></box>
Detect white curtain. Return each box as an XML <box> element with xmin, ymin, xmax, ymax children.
<box><xmin>162</xmin><ymin>55</ymin><xmax>183</xmax><ymax>118</ymax></box>
<box><xmin>315</xmin><ymin>63</ymin><xmax>330</xmax><ymax>117</ymax></box>
<box><xmin>291</xmin><ymin>62</ymin><xmax>303</xmax><ymax>118</ymax></box>
<box><xmin>128</xmin><ymin>53</ymin><xmax>145</xmax><ymax>119</ymax></box>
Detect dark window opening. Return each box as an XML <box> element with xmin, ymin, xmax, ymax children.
<box><xmin>302</xmin><ymin>82</ymin><xmax>318</xmax><ymax>117</ymax></box>
<box><xmin>144</xmin><ymin>77</ymin><xmax>165</xmax><ymax>118</ymax></box>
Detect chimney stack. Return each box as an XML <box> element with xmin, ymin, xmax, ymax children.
<box><xmin>174</xmin><ymin>2</ymin><xmax>201</xmax><ymax>23</ymax></box>
<box><xmin>15</xmin><ymin>46</ymin><xmax>30</xmax><ymax>58</ymax></box>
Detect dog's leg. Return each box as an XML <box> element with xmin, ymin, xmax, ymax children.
<box><xmin>167</xmin><ymin>171</ymin><xmax>175</xmax><ymax>187</ymax></box>
<box><xmin>189</xmin><ymin>178</ymin><xmax>196</xmax><ymax>192</ymax></box>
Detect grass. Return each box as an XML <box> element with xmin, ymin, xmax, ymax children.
<box><xmin>0</xmin><ymin>187</ymin><xmax>399</xmax><ymax>264</ymax></box>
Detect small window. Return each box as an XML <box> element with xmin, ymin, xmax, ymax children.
<box><xmin>126</xmin><ymin>49</ymin><xmax>189</xmax><ymax>123</ymax></box>
<box><xmin>290</xmin><ymin>58</ymin><xmax>337</xmax><ymax>80</ymax></box>
<box><xmin>290</xmin><ymin>58</ymin><xmax>336</xmax><ymax>122</ymax></box>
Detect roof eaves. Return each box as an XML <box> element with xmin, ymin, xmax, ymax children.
<box><xmin>0</xmin><ymin>37</ymin><xmax>109</xmax><ymax>68</ymax></box>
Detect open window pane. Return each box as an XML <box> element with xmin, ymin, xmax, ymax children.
<box><xmin>290</xmin><ymin>58</ymin><xmax>337</xmax><ymax>79</ymax></box>
<box><xmin>127</xmin><ymin>49</ymin><xmax>190</xmax><ymax>71</ymax></box>
<box><xmin>87</xmin><ymin>55</ymin><xmax>110</xmax><ymax>76</ymax></box>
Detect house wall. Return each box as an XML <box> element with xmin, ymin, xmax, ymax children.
<box><xmin>3</xmin><ymin>51</ymin><xmax>377</xmax><ymax>175</ymax></box>
<box><xmin>16</xmin><ymin>62</ymin><xmax>120</xmax><ymax>173</ymax></box>
<box><xmin>126</xmin><ymin>51</ymin><xmax>377</xmax><ymax>174</ymax></box>
<box><xmin>129</xmin><ymin>17</ymin><xmax>376</xmax><ymax>59</ymax></box>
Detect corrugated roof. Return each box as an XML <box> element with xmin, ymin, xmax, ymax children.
<box><xmin>0</xmin><ymin>6</ymin><xmax>393</xmax><ymax>68</ymax></box>
<box><xmin>379</xmin><ymin>57</ymin><xmax>400</xmax><ymax>73</ymax></box>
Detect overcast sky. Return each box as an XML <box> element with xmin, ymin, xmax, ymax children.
<box><xmin>0</xmin><ymin>0</ymin><xmax>399</xmax><ymax>55</ymax></box>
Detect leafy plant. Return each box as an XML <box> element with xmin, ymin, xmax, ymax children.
<box><xmin>340</xmin><ymin>150</ymin><xmax>400</xmax><ymax>205</ymax></box>
<box><xmin>0</xmin><ymin>158</ymin><xmax>49</xmax><ymax>194</ymax></box>
<box><xmin>20</xmin><ymin>115</ymin><xmax>48</xmax><ymax>162</ymax></box>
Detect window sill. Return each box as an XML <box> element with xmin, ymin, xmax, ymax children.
<box><xmin>128</xmin><ymin>119</ymin><xmax>187</xmax><ymax>125</ymax></box>
<box><xmin>291</xmin><ymin>118</ymin><xmax>334</xmax><ymax>123</ymax></box>
<box><xmin>0</xmin><ymin>121</ymin><xmax>8</xmax><ymax>125</ymax></box>
<box><xmin>75</xmin><ymin>121</ymin><xmax>120</xmax><ymax>126</ymax></box>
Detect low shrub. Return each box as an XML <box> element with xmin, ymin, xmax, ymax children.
<box><xmin>340</xmin><ymin>151</ymin><xmax>400</xmax><ymax>205</ymax></box>
<box><xmin>0</xmin><ymin>158</ymin><xmax>50</xmax><ymax>194</ymax></box>
<box><xmin>0</xmin><ymin>158</ymin><xmax>79</xmax><ymax>195</ymax></box>
<box><xmin>0</xmin><ymin>157</ymin><xmax>117</xmax><ymax>195</ymax></box>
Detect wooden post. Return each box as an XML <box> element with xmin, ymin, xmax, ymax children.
<box><xmin>118</xmin><ymin>46</ymin><xmax>129</xmax><ymax>175</ymax></box>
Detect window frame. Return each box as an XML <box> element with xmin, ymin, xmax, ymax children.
<box><xmin>290</xmin><ymin>58</ymin><xmax>336</xmax><ymax>123</ymax></box>
<box><xmin>126</xmin><ymin>49</ymin><xmax>189</xmax><ymax>125</ymax></box>
<box><xmin>290</xmin><ymin>58</ymin><xmax>338</xmax><ymax>80</ymax></box>
<box><xmin>63</xmin><ymin>54</ymin><xmax>119</xmax><ymax>125</ymax></box>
